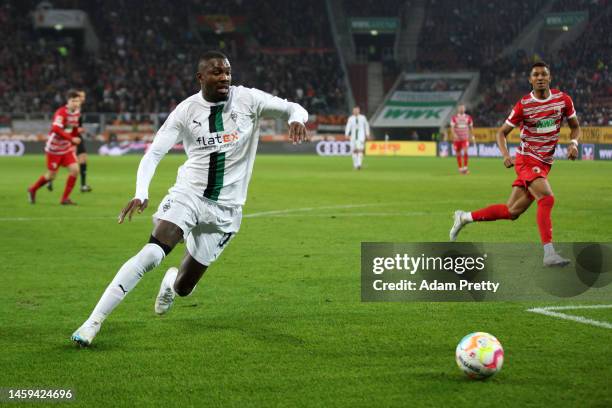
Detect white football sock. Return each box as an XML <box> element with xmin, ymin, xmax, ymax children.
<box><xmin>543</xmin><ymin>243</ymin><xmax>555</xmax><ymax>256</ymax></box>
<box><xmin>352</xmin><ymin>153</ymin><xmax>358</xmax><ymax>168</ymax></box>
<box><xmin>87</xmin><ymin>243</ymin><xmax>166</xmax><ymax>324</ymax></box>
<box><xmin>357</xmin><ymin>152</ymin><xmax>363</xmax><ymax>167</ymax></box>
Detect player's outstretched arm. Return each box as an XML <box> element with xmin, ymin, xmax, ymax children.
<box><xmin>567</xmin><ymin>116</ymin><xmax>580</xmax><ymax>161</ymax></box>
<box><xmin>118</xmin><ymin>198</ymin><xmax>149</xmax><ymax>224</ymax></box>
<box><xmin>496</xmin><ymin>123</ymin><xmax>515</xmax><ymax>168</ymax></box>
<box><xmin>252</xmin><ymin>88</ymin><xmax>309</xmax><ymax>144</ymax></box>
<box><xmin>119</xmin><ymin>106</ymin><xmax>185</xmax><ymax>224</ymax></box>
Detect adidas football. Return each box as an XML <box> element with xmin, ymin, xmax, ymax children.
<box><xmin>455</xmin><ymin>332</ymin><xmax>504</xmax><ymax>379</ymax></box>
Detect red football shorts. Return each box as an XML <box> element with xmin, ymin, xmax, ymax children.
<box><xmin>453</xmin><ymin>140</ymin><xmax>469</xmax><ymax>152</ymax></box>
<box><xmin>46</xmin><ymin>151</ymin><xmax>77</xmax><ymax>171</ymax></box>
<box><xmin>512</xmin><ymin>154</ymin><xmax>551</xmax><ymax>190</ymax></box>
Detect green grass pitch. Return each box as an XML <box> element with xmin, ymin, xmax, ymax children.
<box><xmin>1</xmin><ymin>154</ymin><xmax>611</xmax><ymax>407</ymax></box>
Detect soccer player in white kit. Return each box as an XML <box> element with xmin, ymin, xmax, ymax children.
<box><xmin>345</xmin><ymin>106</ymin><xmax>370</xmax><ymax>170</ymax></box>
<box><xmin>71</xmin><ymin>51</ymin><xmax>308</xmax><ymax>346</ymax></box>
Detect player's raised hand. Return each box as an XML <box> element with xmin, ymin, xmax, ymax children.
<box><xmin>118</xmin><ymin>198</ymin><xmax>149</xmax><ymax>224</ymax></box>
<box><xmin>72</xmin><ymin>137</ymin><xmax>82</xmax><ymax>145</ymax></box>
<box><xmin>568</xmin><ymin>144</ymin><xmax>578</xmax><ymax>160</ymax></box>
<box><xmin>288</xmin><ymin>121</ymin><xmax>307</xmax><ymax>144</ymax></box>
<box><xmin>503</xmin><ymin>155</ymin><xmax>514</xmax><ymax>168</ymax></box>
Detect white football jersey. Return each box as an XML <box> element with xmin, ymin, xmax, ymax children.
<box><xmin>345</xmin><ymin>114</ymin><xmax>370</xmax><ymax>141</ymax></box>
<box><xmin>135</xmin><ymin>86</ymin><xmax>308</xmax><ymax>206</ymax></box>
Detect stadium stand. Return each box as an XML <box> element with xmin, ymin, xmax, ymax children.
<box><xmin>416</xmin><ymin>0</ymin><xmax>547</xmax><ymax>71</ymax></box>
<box><xmin>1</xmin><ymin>0</ymin><xmax>609</xmax><ymax>127</ymax></box>
<box><xmin>0</xmin><ymin>0</ymin><xmax>346</xmax><ymax>115</ymax></box>
<box><xmin>473</xmin><ymin>5</ymin><xmax>611</xmax><ymax>127</ymax></box>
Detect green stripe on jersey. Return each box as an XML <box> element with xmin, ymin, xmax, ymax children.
<box><xmin>203</xmin><ymin>152</ymin><xmax>226</xmax><ymax>201</ymax></box>
<box><xmin>209</xmin><ymin>104</ymin><xmax>225</xmax><ymax>133</ymax></box>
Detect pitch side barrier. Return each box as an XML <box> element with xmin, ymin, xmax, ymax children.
<box><xmin>3</xmin><ymin>140</ymin><xmax>612</xmax><ymax>160</ymax></box>
<box><xmin>471</xmin><ymin>126</ymin><xmax>612</xmax><ymax>145</ymax></box>
<box><xmin>437</xmin><ymin>141</ymin><xmax>612</xmax><ymax>161</ymax></box>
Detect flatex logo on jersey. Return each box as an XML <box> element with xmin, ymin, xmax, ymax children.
<box><xmin>195</xmin><ymin>130</ymin><xmax>240</xmax><ymax>151</ymax></box>
<box><xmin>0</xmin><ymin>140</ymin><xmax>25</xmax><ymax>156</ymax></box>
<box><xmin>316</xmin><ymin>141</ymin><xmax>352</xmax><ymax>156</ymax></box>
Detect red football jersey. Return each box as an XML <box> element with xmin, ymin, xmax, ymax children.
<box><xmin>505</xmin><ymin>89</ymin><xmax>576</xmax><ymax>164</ymax></box>
<box><xmin>450</xmin><ymin>113</ymin><xmax>473</xmax><ymax>141</ymax></box>
<box><xmin>45</xmin><ymin>106</ymin><xmax>81</xmax><ymax>155</ymax></box>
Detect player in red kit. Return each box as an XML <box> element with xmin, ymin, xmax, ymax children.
<box><xmin>449</xmin><ymin>62</ymin><xmax>581</xmax><ymax>267</ymax></box>
<box><xmin>450</xmin><ymin>104</ymin><xmax>474</xmax><ymax>174</ymax></box>
<box><xmin>28</xmin><ymin>89</ymin><xmax>83</xmax><ymax>205</ymax></box>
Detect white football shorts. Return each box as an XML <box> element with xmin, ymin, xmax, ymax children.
<box><xmin>350</xmin><ymin>138</ymin><xmax>365</xmax><ymax>151</ymax></box>
<box><xmin>153</xmin><ymin>185</ymin><xmax>241</xmax><ymax>266</ymax></box>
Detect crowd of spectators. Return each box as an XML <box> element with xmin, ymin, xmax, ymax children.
<box><xmin>472</xmin><ymin>8</ymin><xmax>612</xmax><ymax>127</ymax></box>
<box><xmin>0</xmin><ymin>0</ymin><xmax>347</xmax><ymax>115</ymax></box>
<box><xmin>417</xmin><ymin>0</ymin><xmax>546</xmax><ymax>71</ymax></box>
<box><xmin>551</xmin><ymin>0</ymin><xmax>607</xmax><ymax>13</ymax></box>
<box><xmin>245</xmin><ymin>51</ymin><xmax>346</xmax><ymax>115</ymax></box>
<box><xmin>343</xmin><ymin>0</ymin><xmax>404</xmax><ymax>17</ymax></box>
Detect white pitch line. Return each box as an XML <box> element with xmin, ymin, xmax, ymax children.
<box><xmin>250</xmin><ymin>212</ymin><xmax>429</xmax><ymax>218</ymax></box>
<box><xmin>1</xmin><ymin>199</ymin><xmax>485</xmax><ymax>222</ymax></box>
<box><xmin>0</xmin><ymin>203</ymin><xmax>401</xmax><ymax>222</ymax></box>
<box><xmin>243</xmin><ymin>203</ymin><xmax>399</xmax><ymax>218</ymax></box>
<box><xmin>527</xmin><ymin>305</ymin><xmax>612</xmax><ymax>329</ymax></box>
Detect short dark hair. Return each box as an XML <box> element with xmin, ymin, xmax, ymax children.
<box><xmin>66</xmin><ymin>89</ymin><xmax>80</xmax><ymax>100</ymax></box>
<box><xmin>198</xmin><ymin>51</ymin><xmax>229</xmax><ymax>71</ymax></box>
<box><xmin>531</xmin><ymin>61</ymin><xmax>550</xmax><ymax>71</ymax></box>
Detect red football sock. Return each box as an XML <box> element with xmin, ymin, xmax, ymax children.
<box><xmin>463</xmin><ymin>152</ymin><xmax>469</xmax><ymax>167</ymax></box>
<box><xmin>62</xmin><ymin>175</ymin><xmax>77</xmax><ymax>201</ymax></box>
<box><xmin>471</xmin><ymin>204</ymin><xmax>512</xmax><ymax>221</ymax></box>
<box><xmin>29</xmin><ymin>175</ymin><xmax>48</xmax><ymax>192</ymax></box>
<box><xmin>536</xmin><ymin>195</ymin><xmax>554</xmax><ymax>244</ymax></box>
<box><xmin>456</xmin><ymin>154</ymin><xmax>463</xmax><ymax>168</ymax></box>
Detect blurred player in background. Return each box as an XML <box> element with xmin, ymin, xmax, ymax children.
<box><xmin>28</xmin><ymin>89</ymin><xmax>82</xmax><ymax>205</ymax></box>
<box><xmin>76</xmin><ymin>90</ymin><xmax>93</xmax><ymax>192</ymax></box>
<box><xmin>345</xmin><ymin>106</ymin><xmax>369</xmax><ymax>170</ymax></box>
<box><xmin>71</xmin><ymin>51</ymin><xmax>309</xmax><ymax>347</ymax></box>
<box><xmin>450</xmin><ymin>104</ymin><xmax>475</xmax><ymax>174</ymax></box>
<box><xmin>450</xmin><ymin>62</ymin><xmax>581</xmax><ymax>267</ymax></box>
<box><xmin>47</xmin><ymin>90</ymin><xmax>92</xmax><ymax>193</ymax></box>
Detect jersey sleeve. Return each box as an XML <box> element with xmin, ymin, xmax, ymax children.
<box><xmin>505</xmin><ymin>101</ymin><xmax>523</xmax><ymax>128</ymax></box>
<box><xmin>250</xmin><ymin>88</ymin><xmax>308</xmax><ymax>124</ymax></box>
<box><xmin>450</xmin><ymin>115</ymin><xmax>456</xmax><ymax>127</ymax></box>
<box><xmin>563</xmin><ymin>93</ymin><xmax>577</xmax><ymax>119</ymax></box>
<box><xmin>468</xmin><ymin>115</ymin><xmax>473</xmax><ymax>126</ymax></box>
<box><xmin>50</xmin><ymin>109</ymin><xmax>73</xmax><ymax>140</ymax></box>
<box><xmin>134</xmin><ymin>105</ymin><xmax>185</xmax><ymax>201</ymax></box>
<box><xmin>345</xmin><ymin>117</ymin><xmax>351</xmax><ymax>136</ymax></box>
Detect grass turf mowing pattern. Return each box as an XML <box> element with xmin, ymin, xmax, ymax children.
<box><xmin>1</xmin><ymin>155</ymin><xmax>611</xmax><ymax>407</ymax></box>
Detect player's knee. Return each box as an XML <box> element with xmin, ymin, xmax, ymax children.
<box><xmin>508</xmin><ymin>207</ymin><xmax>524</xmax><ymax>220</ymax></box>
<box><xmin>131</xmin><ymin>243</ymin><xmax>166</xmax><ymax>275</ymax></box>
<box><xmin>148</xmin><ymin>235</ymin><xmax>174</xmax><ymax>255</ymax></box>
<box><xmin>538</xmin><ymin>195</ymin><xmax>555</xmax><ymax>207</ymax></box>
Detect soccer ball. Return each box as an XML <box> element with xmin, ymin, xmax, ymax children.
<box><xmin>455</xmin><ymin>332</ymin><xmax>504</xmax><ymax>379</ymax></box>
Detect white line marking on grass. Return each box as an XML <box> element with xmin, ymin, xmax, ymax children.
<box><xmin>1</xmin><ymin>201</ymin><xmax>457</xmax><ymax>222</ymax></box>
<box><xmin>0</xmin><ymin>203</ymin><xmax>399</xmax><ymax>222</ymax></box>
<box><xmin>244</xmin><ymin>203</ymin><xmax>400</xmax><ymax>218</ymax></box>
<box><xmin>527</xmin><ymin>305</ymin><xmax>612</xmax><ymax>329</ymax></box>
<box><xmin>251</xmin><ymin>212</ymin><xmax>429</xmax><ymax>218</ymax></box>
<box><xmin>0</xmin><ymin>216</ymin><xmax>121</xmax><ymax>222</ymax></box>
